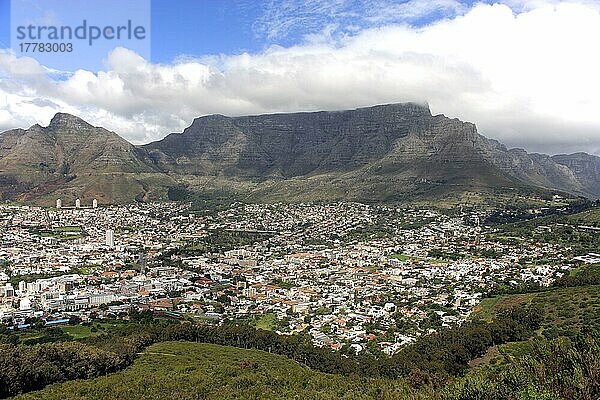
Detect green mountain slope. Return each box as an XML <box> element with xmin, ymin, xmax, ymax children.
<box><xmin>0</xmin><ymin>113</ymin><xmax>178</xmax><ymax>204</ymax></box>
<box><xmin>13</xmin><ymin>342</ymin><xmax>417</xmax><ymax>400</ymax></box>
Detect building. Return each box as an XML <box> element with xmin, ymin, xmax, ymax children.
<box><xmin>75</xmin><ymin>199</ymin><xmax>81</xmax><ymax>208</ymax></box>
<box><xmin>19</xmin><ymin>298</ymin><xmax>31</xmax><ymax>311</ymax></box>
<box><xmin>106</xmin><ymin>229</ymin><xmax>115</xmax><ymax>248</ymax></box>
<box><xmin>56</xmin><ymin>199</ymin><xmax>62</xmax><ymax>209</ymax></box>
<box><xmin>92</xmin><ymin>199</ymin><xmax>98</xmax><ymax>208</ymax></box>
<box><xmin>2</xmin><ymin>283</ymin><xmax>14</xmax><ymax>297</ymax></box>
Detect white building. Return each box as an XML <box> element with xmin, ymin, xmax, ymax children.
<box><xmin>19</xmin><ymin>298</ymin><xmax>32</xmax><ymax>311</ymax></box>
<box><xmin>75</xmin><ymin>199</ymin><xmax>81</xmax><ymax>208</ymax></box>
<box><xmin>106</xmin><ymin>229</ymin><xmax>115</xmax><ymax>248</ymax></box>
<box><xmin>2</xmin><ymin>283</ymin><xmax>14</xmax><ymax>297</ymax></box>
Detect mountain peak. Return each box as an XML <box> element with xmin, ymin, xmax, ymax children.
<box><xmin>47</xmin><ymin>112</ymin><xmax>92</xmax><ymax>130</ymax></box>
<box><xmin>192</xmin><ymin>102</ymin><xmax>432</xmax><ymax>123</ymax></box>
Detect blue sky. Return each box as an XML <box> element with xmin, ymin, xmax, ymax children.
<box><xmin>0</xmin><ymin>0</ymin><xmax>8</xmax><ymax>49</ymax></box>
<box><xmin>150</xmin><ymin>0</ymin><xmax>264</xmax><ymax>62</ymax></box>
<box><xmin>151</xmin><ymin>0</ymin><xmax>486</xmax><ymax>62</ymax></box>
<box><xmin>0</xmin><ymin>0</ymin><xmax>488</xmax><ymax>69</ymax></box>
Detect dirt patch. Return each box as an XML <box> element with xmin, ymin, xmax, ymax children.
<box><xmin>469</xmin><ymin>345</ymin><xmax>499</xmax><ymax>368</ymax></box>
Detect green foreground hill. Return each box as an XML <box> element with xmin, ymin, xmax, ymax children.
<box><xmin>13</xmin><ymin>342</ymin><xmax>418</xmax><ymax>400</ymax></box>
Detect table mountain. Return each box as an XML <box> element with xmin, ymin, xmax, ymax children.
<box><xmin>142</xmin><ymin>103</ymin><xmax>596</xmax><ymax>202</ymax></box>
<box><xmin>1</xmin><ymin>104</ymin><xmax>598</xmax><ymax>204</ymax></box>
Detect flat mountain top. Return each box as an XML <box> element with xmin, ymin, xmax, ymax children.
<box><xmin>1</xmin><ymin>103</ymin><xmax>599</xmax><ymax>205</ymax></box>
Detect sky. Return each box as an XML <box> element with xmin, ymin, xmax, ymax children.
<box><xmin>0</xmin><ymin>0</ymin><xmax>599</xmax><ymax>155</ymax></box>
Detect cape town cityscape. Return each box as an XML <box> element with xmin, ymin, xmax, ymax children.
<box><xmin>1</xmin><ymin>1</ymin><xmax>600</xmax><ymax>399</ymax></box>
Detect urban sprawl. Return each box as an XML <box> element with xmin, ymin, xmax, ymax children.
<box><xmin>0</xmin><ymin>200</ymin><xmax>592</xmax><ymax>355</ymax></box>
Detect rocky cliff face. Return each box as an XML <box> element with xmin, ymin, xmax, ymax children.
<box><xmin>145</xmin><ymin>103</ymin><xmax>500</xmax><ymax>182</ymax></box>
<box><xmin>144</xmin><ymin>103</ymin><xmax>436</xmax><ymax>177</ymax></box>
<box><xmin>44</xmin><ymin>113</ymin><xmax>154</xmax><ymax>174</ymax></box>
<box><xmin>143</xmin><ymin>103</ymin><xmax>596</xmax><ymax>199</ymax></box>
<box><xmin>1</xmin><ymin>104</ymin><xmax>598</xmax><ymax>204</ymax></box>
<box><xmin>552</xmin><ymin>153</ymin><xmax>600</xmax><ymax>196</ymax></box>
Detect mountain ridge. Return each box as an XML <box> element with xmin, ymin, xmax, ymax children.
<box><xmin>0</xmin><ymin>103</ymin><xmax>598</xmax><ymax>205</ymax></box>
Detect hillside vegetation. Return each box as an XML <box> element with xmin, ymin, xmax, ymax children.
<box><xmin>13</xmin><ymin>331</ymin><xmax>600</xmax><ymax>400</ymax></box>
<box><xmin>14</xmin><ymin>342</ymin><xmax>418</xmax><ymax>400</ymax></box>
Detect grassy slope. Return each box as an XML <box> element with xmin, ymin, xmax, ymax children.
<box><xmin>471</xmin><ymin>264</ymin><xmax>600</xmax><ymax>372</ymax></box>
<box><xmin>14</xmin><ymin>342</ymin><xmax>423</xmax><ymax>400</ymax></box>
<box><xmin>476</xmin><ymin>285</ymin><xmax>600</xmax><ymax>337</ymax></box>
<box><xmin>59</xmin><ymin>324</ymin><xmax>116</xmax><ymax>340</ymax></box>
<box><xmin>566</xmin><ymin>207</ymin><xmax>600</xmax><ymax>225</ymax></box>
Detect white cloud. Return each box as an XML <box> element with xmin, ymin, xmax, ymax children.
<box><xmin>0</xmin><ymin>0</ymin><xmax>599</xmax><ymax>155</ymax></box>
